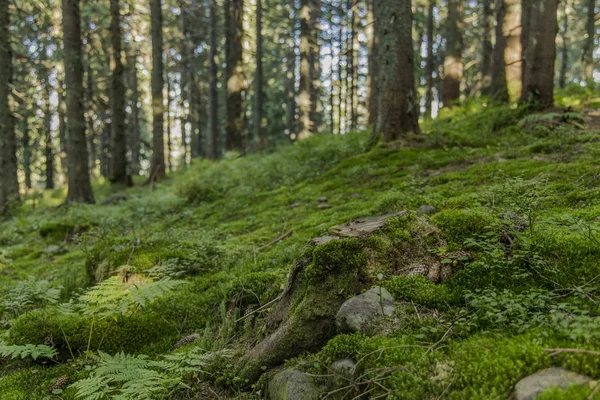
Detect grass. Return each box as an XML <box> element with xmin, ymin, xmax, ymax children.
<box><xmin>1</xmin><ymin>89</ymin><xmax>600</xmax><ymax>398</ymax></box>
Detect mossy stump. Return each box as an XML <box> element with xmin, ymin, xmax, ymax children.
<box><xmin>238</xmin><ymin>211</ymin><xmax>448</xmax><ymax>382</ymax></box>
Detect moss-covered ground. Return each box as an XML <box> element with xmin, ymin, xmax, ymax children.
<box><xmin>2</xmin><ymin>87</ymin><xmax>600</xmax><ymax>399</ymax></box>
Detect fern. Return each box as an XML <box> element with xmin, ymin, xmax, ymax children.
<box><xmin>68</xmin><ymin>276</ymin><xmax>181</xmax><ymax>318</ymax></box>
<box><xmin>518</xmin><ymin>111</ymin><xmax>584</xmax><ymax>129</ymax></box>
<box><xmin>0</xmin><ymin>277</ymin><xmax>62</xmax><ymax>325</ymax></box>
<box><xmin>71</xmin><ymin>347</ymin><xmax>232</xmax><ymax>400</ymax></box>
<box><xmin>0</xmin><ymin>342</ymin><xmax>57</xmax><ymax>360</ymax></box>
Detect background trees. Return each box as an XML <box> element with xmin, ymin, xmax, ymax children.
<box><xmin>0</xmin><ymin>0</ymin><xmax>597</xmax><ymax>206</ymax></box>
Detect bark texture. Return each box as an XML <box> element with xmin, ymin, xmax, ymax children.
<box><xmin>254</xmin><ymin>0</ymin><xmax>264</xmax><ymax>150</ymax></box>
<box><xmin>367</xmin><ymin>0</ymin><xmax>379</xmax><ymax>125</ymax></box>
<box><xmin>583</xmin><ymin>0</ymin><xmax>596</xmax><ymax>87</ymax></box>
<box><xmin>206</xmin><ymin>0</ymin><xmax>219</xmax><ymax>159</ymax></box>
<box><xmin>442</xmin><ymin>0</ymin><xmax>464</xmax><ymax>106</ymax></box>
<box><xmin>110</xmin><ymin>0</ymin><xmax>129</xmax><ymax>184</ymax></box>
<box><xmin>481</xmin><ymin>0</ymin><xmax>494</xmax><ymax>95</ymax></box>
<box><xmin>149</xmin><ymin>0</ymin><xmax>166</xmax><ymax>180</ymax></box>
<box><xmin>425</xmin><ymin>0</ymin><xmax>435</xmax><ymax>117</ymax></box>
<box><xmin>0</xmin><ymin>0</ymin><xmax>19</xmax><ymax>213</ymax></box>
<box><xmin>63</xmin><ymin>0</ymin><xmax>95</xmax><ymax>204</ymax></box>
<box><xmin>521</xmin><ymin>0</ymin><xmax>560</xmax><ymax>107</ymax></box>
<box><xmin>225</xmin><ymin>0</ymin><xmax>245</xmax><ymax>153</ymax></box>
<box><xmin>374</xmin><ymin>0</ymin><xmax>420</xmax><ymax>141</ymax></box>
<box><xmin>490</xmin><ymin>0</ymin><xmax>509</xmax><ymax>102</ymax></box>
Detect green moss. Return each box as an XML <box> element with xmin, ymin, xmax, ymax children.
<box><xmin>384</xmin><ymin>275</ymin><xmax>455</xmax><ymax>308</ymax></box>
<box><xmin>432</xmin><ymin>209</ymin><xmax>497</xmax><ymax>244</ymax></box>
<box><xmin>39</xmin><ymin>221</ymin><xmax>89</xmax><ymax>242</ymax></box>
<box><xmin>305</xmin><ymin>238</ymin><xmax>366</xmax><ymax>280</ymax></box>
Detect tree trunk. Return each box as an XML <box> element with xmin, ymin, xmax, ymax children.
<box><xmin>110</xmin><ymin>0</ymin><xmax>129</xmax><ymax>185</ymax></box>
<box><xmin>166</xmin><ymin>71</ymin><xmax>173</xmax><ymax>172</ymax></box>
<box><xmin>310</xmin><ymin>0</ymin><xmax>322</xmax><ymax>133</ymax></box>
<box><xmin>63</xmin><ymin>0</ymin><xmax>94</xmax><ymax>204</ymax></box>
<box><xmin>127</xmin><ymin>41</ymin><xmax>141</xmax><ymax>175</ymax></box>
<box><xmin>558</xmin><ymin>1</ymin><xmax>569</xmax><ymax>89</ymax></box>
<box><xmin>58</xmin><ymin>77</ymin><xmax>68</xmax><ymax>184</ymax></box>
<box><xmin>254</xmin><ymin>0</ymin><xmax>264</xmax><ymax>150</ymax></box>
<box><xmin>286</xmin><ymin>5</ymin><xmax>297</xmax><ymax>140</ymax></box>
<box><xmin>367</xmin><ymin>0</ymin><xmax>379</xmax><ymax>125</ymax></box>
<box><xmin>521</xmin><ymin>0</ymin><xmax>559</xmax><ymax>107</ymax></box>
<box><xmin>22</xmin><ymin>117</ymin><xmax>32</xmax><ymax>190</ymax></box>
<box><xmin>179</xmin><ymin>1</ymin><xmax>189</xmax><ymax>166</ymax></box>
<box><xmin>374</xmin><ymin>0</ymin><xmax>420</xmax><ymax>141</ymax></box>
<box><xmin>225</xmin><ymin>0</ymin><xmax>245</xmax><ymax>153</ymax></box>
<box><xmin>206</xmin><ymin>0</ymin><xmax>219</xmax><ymax>159</ymax></box>
<box><xmin>442</xmin><ymin>0</ymin><xmax>464</xmax><ymax>106</ymax></box>
<box><xmin>490</xmin><ymin>0</ymin><xmax>508</xmax><ymax>102</ymax></box>
<box><xmin>583</xmin><ymin>0</ymin><xmax>596</xmax><ymax>87</ymax></box>
<box><xmin>349</xmin><ymin>0</ymin><xmax>358</xmax><ymax>131</ymax></box>
<box><xmin>298</xmin><ymin>0</ymin><xmax>314</xmax><ymax>140</ymax></box>
<box><xmin>481</xmin><ymin>0</ymin><xmax>494</xmax><ymax>95</ymax></box>
<box><xmin>425</xmin><ymin>0</ymin><xmax>435</xmax><ymax>117</ymax></box>
<box><xmin>338</xmin><ymin>17</ymin><xmax>345</xmax><ymax>134</ymax></box>
<box><xmin>519</xmin><ymin>0</ymin><xmax>530</xmax><ymax>95</ymax></box>
<box><xmin>149</xmin><ymin>0</ymin><xmax>166</xmax><ymax>180</ymax></box>
<box><xmin>44</xmin><ymin>78</ymin><xmax>54</xmax><ymax>190</ymax></box>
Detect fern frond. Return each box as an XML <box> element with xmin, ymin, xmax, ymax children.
<box><xmin>0</xmin><ymin>342</ymin><xmax>57</xmax><ymax>360</ymax></box>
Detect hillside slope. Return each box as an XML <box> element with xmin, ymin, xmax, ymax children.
<box><xmin>2</xmin><ymin>92</ymin><xmax>600</xmax><ymax>399</ymax></box>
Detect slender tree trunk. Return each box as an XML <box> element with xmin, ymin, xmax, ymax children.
<box><xmin>442</xmin><ymin>0</ymin><xmax>464</xmax><ymax>106</ymax></box>
<box><xmin>63</xmin><ymin>0</ymin><xmax>94</xmax><ymax>204</ymax></box>
<box><xmin>286</xmin><ymin>5</ymin><xmax>297</xmax><ymax>140</ymax></box>
<box><xmin>84</xmin><ymin>49</ymin><xmax>96</xmax><ymax>176</ymax></box>
<box><xmin>348</xmin><ymin>0</ymin><xmax>357</xmax><ymax>131</ymax></box>
<box><xmin>22</xmin><ymin>117</ymin><xmax>32</xmax><ymax>190</ymax></box>
<box><xmin>206</xmin><ymin>0</ymin><xmax>219</xmax><ymax>159</ymax></box>
<box><xmin>44</xmin><ymin>79</ymin><xmax>54</xmax><ymax>190</ymax></box>
<box><xmin>225</xmin><ymin>0</ymin><xmax>245</xmax><ymax>153</ymax></box>
<box><xmin>338</xmin><ymin>19</ymin><xmax>344</xmax><ymax>134</ymax></box>
<box><xmin>254</xmin><ymin>0</ymin><xmax>265</xmax><ymax>149</ymax></box>
<box><xmin>179</xmin><ymin>1</ymin><xmax>189</xmax><ymax>166</ymax></box>
<box><xmin>490</xmin><ymin>0</ymin><xmax>508</xmax><ymax>102</ymax></box>
<box><xmin>166</xmin><ymin>72</ymin><xmax>173</xmax><ymax>172</ymax></box>
<box><xmin>310</xmin><ymin>0</ymin><xmax>322</xmax><ymax>133</ymax></box>
<box><xmin>374</xmin><ymin>0</ymin><xmax>420</xmax><ymax>141</ymax></box>
<box><xmin>519</xmin><ymin>0</ymin><xmax>530</xmax><ymax>95</ymax></box>
<box><xmin>367</xmin><ymin>0</ymin><xmax>379</xmax><ymax>126</ymax></box>
<box><xmin>57</xmin><ymin>76</ymin><xmax>68</xmax><ymax>184</ymax></box>
<box><xmin>190</xmin><ymin>74</ymin><xmax>202</xmax><ymax>158</ymax></box>
<box><xmin>558</xmin><ymin>1</ymin><xmax>569</xmax><ymax>89</ymax></box>
<box><xmin>521</xmin><ymin>0</ymin><xmax>559</xmax><ymax>107</ymax></box>
<box><xmin>481</xmin><ymin>0</ymin><xmax>494</xmax><ymax>95</ymax></box>
<box><xmin>127</xmin><ymin>42</ymin><xmax>141</xmax><ymax>175</ymax></box>
<box><xmin>298</xmin><ymin>0</ymin><xmax>314</xmax><ymax>140</ymax></box>
<box><xmin>149</xmin><ymin>0</ymin><xmax>166</xmax><ymax>179</ymax></box>
<box><xmin>425</xmin><ymin>0</ymin><xmax>435</xmax><ymax>117</ymax></box>
<box><xmin>110</xmin><ymin>0</ymin><xmax>129</xmax><ymax>185</ymax></box>
<box><xmin>583</xmin><ymin>0</ymin><xmax>596</xmax><ymax>87</ymax></box>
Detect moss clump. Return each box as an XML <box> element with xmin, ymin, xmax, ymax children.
<box><xmin>317</xmin><ymin>333</ymin><xmax>367</xmax><ymax>365</ymax></box>
<box><xmin>432</xmin><ymin>209</ymin><xmax>497</xmax><ymax>245</ymax></box>
<box><xmin>305</xmin><ymin>238</ymin><xmax>366</xmax><ymax>280</ymax></box>
<box><xmin>39</xmin><ymin>221</ymin><xmax>89</xmax><ymax>242</ymax></box>
<box><xmin>384</xmin><ymin>275</ymin><xmax>455</xmax><ymax>308</ymax></box>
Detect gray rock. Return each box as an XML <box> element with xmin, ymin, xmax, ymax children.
<box><xmin>336</xmin><ymin>287</ymin><xmax>396</xmax><ymax>334</ymax></box>
<box><xmin>269</xmin><ymin>369</ymin><xmax>324</xmax><ymax>400</ymax></box>
<box><xmin>514</xmin><ymin>368</ymin><xmax>593</xmax><ymax>400</ymax></box>
<box><xmin>330</xmin><ymin>359</ymin><xmax>356</xmax><ymax>379</ymax></box>
<box><xmin>417</xmin><ymin>205</ymin><xmax>437</xmax><ymax>216</ymax></box>
<box><xmin>43</xmin><ymin>245</ymin><xmax>65</xmax><ymax>255</ymax></box>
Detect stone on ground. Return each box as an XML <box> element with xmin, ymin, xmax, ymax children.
<box><xmin>513</xmin><ymin>367</ymin><xmax>593</xmax><ymax>400</ymax></box>
<box><xmin>269</xmin><ymin>369</ymin><xmax>324</xmax><ymax>400</ymax></box>
<box><xmin>336</xmin><ymin>287</ymin><xmax>396</xmax><ymax>334</ymax></box>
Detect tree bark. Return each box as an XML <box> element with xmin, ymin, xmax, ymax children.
<box><xmin>481</xmin><ymin>0</ymin><xmax>494</xmax><ymax>95</ymax></box>
<box><xmin>149</xmin><ymin>0</ymin><xmax>166</xmax><ymax>180</ymax></box>
<box><xmin>254</xmin><ymin>0</ymin><xmax>264</xmax><ymax>150</ymax></box>
<box><xmin>374</xmin><ymin>0</ymin><xmax>420</xmax><ymax>141</ymax></box>
<box><xmin>179</xmin><ymin>1</ymin><xmax>189</xmax><ymax>165</ymax></box>
<box><xmin>367</xmin><ymin>0</ymin><xmax>379</xmax><ymax>125</ymax></box>
<box><xmin>521</xmin><ymin>0</ymin><xmax>559</xmax><ymax>107</ymax></box>
<box><xmin>519</xmin><ymin>0</ymin><xmax>530</xmax><ymax>95</ymax></box>
<box><xmin>110</xmin><ymin>0</ymin><xmax>129</xmax><ymax>185</ymax></box>
<box><xmin>206</xmin><ymin>0</ymin><xmax>219</xmax><ymax>159</ymax></box>
<box><xmin>442</xmin><ymin>0</ymin><xmax>464</xmax><ymax>106</ymax></box>
<box><xmin>425</xmin><ymin>0</ymin><xmax>435</xmax><ymax>117</ymax></box>
<box><xmin>583</xmin><ymin>0</ymin><xmax>596</xmax><ymax>87</ymax></box>
<box><xmin>63</xmin><ymin>0</ymin><xmax>94</xmax><ymax>204</ymax></box>
<box><xmin>44</xmin><ymin>77</ymin><xmax>54</xmax><ymax>190</ymax></box>
<box><xmin>298</xmin><ymin>0</ymin><xmax>315</xmax><ymax>140</ymax></box>
<box><xmin>349</xmin><ymin>0</ymin><xmax>358</xmax><ymax>131</ymax></box>
<box><xmin>22</xmin><ymin>117</ymin><xmax>32</xmax><ymax>190</ymax></box>
<box><xmin>490</xmin><ymin>0</ymin><xmax>508</xmax><ymax>102</ymax></box>
<box><xmin>225</xmin><ymin>0</ymin><xmax>245</xmax><ymax>153</ymax></box>
<box><xmin>558</xmin><ymin>1</ymin><xmax>569</xmax><ymax>89</ymax></box>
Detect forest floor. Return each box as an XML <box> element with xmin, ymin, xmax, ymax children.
<box><xmin>2</xmin><ymin>87</ymin><xmax>600</xmax><ymax>399</ymax></box>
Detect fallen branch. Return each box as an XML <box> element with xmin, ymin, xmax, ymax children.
<box><xmin>544</xmin><ymin>348</ymin><xmax>600</xmax><ymax>357</ymax></box>
<box><xmin>255</xmin><ymin>230</ymin><xmax>294</xmax><ymax>252</ymax></box>
<box><xmin>235</xmin><ymin>295</ymin><xmax>282</xmax><ymax>323</ymax></box>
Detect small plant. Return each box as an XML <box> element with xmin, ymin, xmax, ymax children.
<box><xmin>0</xmin><ymin>342</ymin><xmax>57</xmax><ymax>360</ymax></box>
